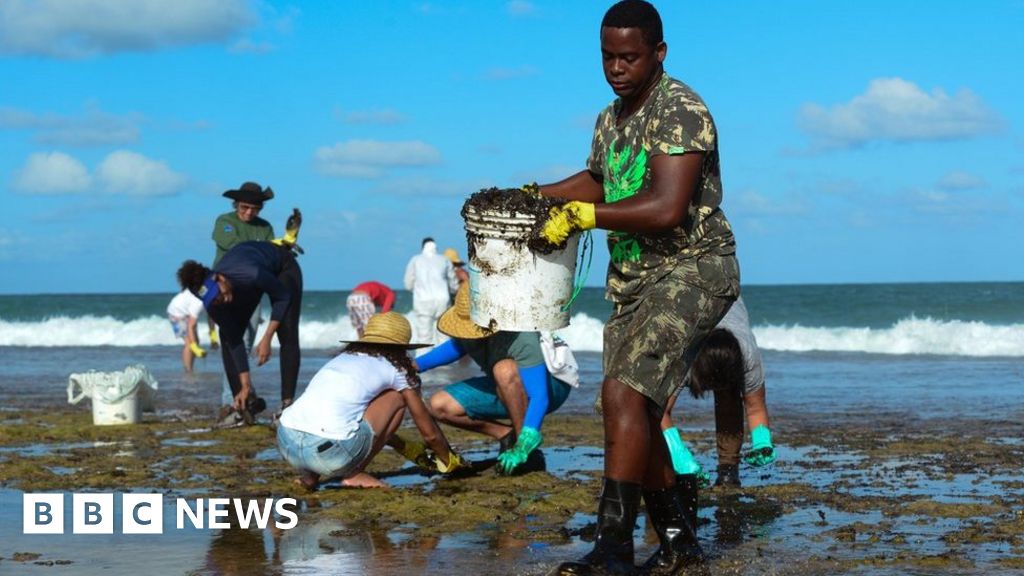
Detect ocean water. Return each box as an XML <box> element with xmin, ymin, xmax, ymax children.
<box><xmin>0</xmin><ymin>282</ymin><xmax>1021</xmax><ymax>419</ymax></box>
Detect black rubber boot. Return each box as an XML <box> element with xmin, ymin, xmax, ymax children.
<box><xmin>675</xmin><ymin>474</ymin><xmax>699</xmax><ymax>533</ymax></box>
<box><xmin>636</xmin><ymin>484</ymin><xmax>703</xmax><ymax>575</ymax></box>
<box><xmin>550</xmin><ymin>478</ymin><xmax>641</xmax><ymax>575</ymax></box>
<box><xmin>714</xmin><ymin>464</ymin><xmax>740</xmax><ymax>488</ymax></box>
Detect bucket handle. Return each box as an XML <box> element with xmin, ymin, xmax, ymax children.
<box><xmin>67</xmin><ymin>377</ymin><xmax>90</xmax><ymax>405</ymax></box>
<box><xmin>561</xmin><ymin>230</ymin><xmax>594</xmax><ymax>312</ymax></box>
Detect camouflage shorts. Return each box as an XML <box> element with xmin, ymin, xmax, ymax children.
<box><xmin>603</xmin><ymin>253</ymin><xmax>740</xmax><ymax>409</ymax></box>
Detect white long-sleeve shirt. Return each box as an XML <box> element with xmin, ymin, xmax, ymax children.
<box><xmin>403</xmin><ymin>241</ymin><xmax>457</xmax><ymax>306</ymax></box>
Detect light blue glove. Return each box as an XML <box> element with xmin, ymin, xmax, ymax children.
<box><xmin>744</xmin><ymin>425</ymin><xmax>777</xmax><ymax>467</ymax></box>
<box><xmin>496</xmin><ymin>426</ymin><xmax>542</xmax><ymax>474</ymax></box>
<box><xmin>664</xmin><ymin>427</ymin><xmax>701</xmax><ymax>475</ymax></box>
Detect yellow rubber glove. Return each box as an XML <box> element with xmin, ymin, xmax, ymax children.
<box><xmin>434</xmin><ymin>450</ymin><xmax>469</xmax><ymax>475</ymax></box>
<box><xmin>520</xmin><ymin>182</ymin><xmax>541</xmax><ymax>196</ymax></box>
<box><xmin>540</xmin><ymin>201</ymin><xmax>596</xmax><ymax>245</ymax></box>
<box><xmin>189</xmin><ymin>341</ymin><xmax>207</xmax><ymax>358</ymax></box>
<box><xmin>271</xmin><ymin>208</ymin><xmax>303</xmax><ymax>252</ymax></box>
<box><xmin>390</xmin><ymin>433</ymin><xmax>434</xmax><ymax>468</ymax></box>
<box><xmin>208</xmin><ymin>328</ymin><xmax>220</xmax><ymax>348</ymax></box>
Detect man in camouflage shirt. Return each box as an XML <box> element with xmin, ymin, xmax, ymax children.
<box><xmin>535</xmin><ymin>1</ymin><xmax>739</xmax><ymax>574</ymax></box>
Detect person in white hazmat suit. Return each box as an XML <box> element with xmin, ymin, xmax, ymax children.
<box><xmin>403</xmin><ymin>237</ymin><xmax>458</xmax><ymax>345</ymax></box>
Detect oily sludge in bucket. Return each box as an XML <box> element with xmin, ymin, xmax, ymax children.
<box><xmin>462</xmin><ymin>188</ymin><xmax>585</xmax><ymax>332</ymax></box>
<box><xmin>67</xmin><ymin>364</ymin><xmax>158</xmax><ymax>425</ymax></box>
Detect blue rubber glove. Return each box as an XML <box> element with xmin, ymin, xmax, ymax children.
<box><xmin>414</xmin><ymin>338</ymin><xmax>465</xmax><ymax>372</ymax></box>
<box><xmin>496</xmin><ymin>426</ymin><xmax>542</xmax><ymax>474</ymax></box>
<box><xmin>744</xmin><ymin>425</ymin><xmax>777</xmax><ymax>467</ymax></box>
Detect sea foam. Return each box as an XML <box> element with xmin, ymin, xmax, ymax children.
<box><xmin>1</xmin><ymin>314</ymin><xmax>1022</xmax><ymax>358</ymax></box>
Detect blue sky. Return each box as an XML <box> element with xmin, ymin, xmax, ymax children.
<box><xmin>0</xmin><ymin>0</ymin><xmax>1021</xmax><ymax>294</ymax></box>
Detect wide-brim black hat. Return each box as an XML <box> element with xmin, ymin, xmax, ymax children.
<box><xmin>223</xmin><ymin>181</ymin><xmax>274</xmax><ymax>204</ymax></box>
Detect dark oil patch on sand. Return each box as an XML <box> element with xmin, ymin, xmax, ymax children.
<box><xmin>1</xmin><ymin>406</ymin><xmax>1023</xmax><ymax>574</ymax></box>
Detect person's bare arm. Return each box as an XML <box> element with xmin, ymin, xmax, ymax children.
<box><xmin>594</xmin><ymin>152</ymin><xmax>704</xmax><ymax>233</ymax></box>
<box><xmin>540</xmin><ymin>170</ymin><xmax>605</xmax><ymax>203</ymax></box>
<box><xmin>743</xmin><ymin>385</ymin><xmax>770</xmax><ymax>430</ymax></box>
<box><xmin>401</xmin><ymin>387</ymin><xmax>452</xmax><ymax>463</ymax></box>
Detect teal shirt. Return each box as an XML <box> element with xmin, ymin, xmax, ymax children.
<box><xmin>458</xmin><ymin>331</ymin><xmax>545</xmax><ymax>374</ymax></box>
<box><xmin>212</xmin><ymin>211</ymin><xmax>275</xmax><ymax>266</ymax></box>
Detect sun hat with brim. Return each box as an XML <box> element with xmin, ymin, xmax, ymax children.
<box><xmin>437</xmin><ymin>284</ymin><xmax>495</xmax><ymax>340</ymax></box>
<box><xmin>443</xmin><ymin>248</ymin><xmax>465</xmax><ymax>266</ymax></box>
<box><xmin>340</xmin><ymin>311</ymin><xmax>431</xmax><ymax>349</ymax></box>
<box><xmin>223</xmin><ymin>181</ymin><xmax>274</xmax><ymax>204</ymax></box>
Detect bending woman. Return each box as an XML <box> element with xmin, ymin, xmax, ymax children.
<box><xmin>276</xmin><ymin>312</ymin><xmax>465</xmax><ymax>489</ymax></box>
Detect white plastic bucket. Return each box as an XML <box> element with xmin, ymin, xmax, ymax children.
<box><xmin>67</xmin><ymin>364</ymin><xmax>158</xmax><ymax>426</ymax></box>
<box><xmin>464</xmin><ymin>205</ymin><xmax>580</xmax><ymax>331</ymax></box>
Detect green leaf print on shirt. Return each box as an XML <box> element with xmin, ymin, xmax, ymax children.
<box><xmin>605</xmin><ymin>141</ymin><xmax>647</xmax><ymax>263</ymax></box>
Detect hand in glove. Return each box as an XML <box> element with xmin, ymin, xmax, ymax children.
<box><xmin>744</xmin><ymin>425</ymin><xmax>777</xmax><ymax>467</ymax></box>
<box><xmin>208</xmin><ymin>328</ymin><xmax>220</xmax><ymax>349</ymax></box>
<box><xmin>496</xmin><ymin>426</ymin><xmax>543</xmax><ymax>475</ymax></box>
<box><xmin>434</xmin><ymin>450</ymin><xmax>471</xmax><ymax>476</ymax></box>
<box><xmin>539</xmin><ymin>201</ymin><xmax>596</xmax><ymax>245</ymax></box>
<box><xmin>188</xmin><ymin>341</ymin><xmax>207</xmax><ymax>358</ymax></box>
<box><xmin>519</xmin><ymin>182</ymin><xmax>541</xmax><ymax>196</ymax></box>
<box><xmin>389</xmin><ymin>433</ymin><xmax>435</xmax><ymax>469</ymax></box>
<box><xmin>664</xmin><ymin>427</ymin><xmax>708</xmax><ymax>485</ymax></box>
<box><xmin>271</xmin><ymin>208</ymin><xmax>304</xmax><ymax>254</ymax></box>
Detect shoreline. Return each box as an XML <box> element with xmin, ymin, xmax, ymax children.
<box><xmin>2</xmin><ymin>405</ymin><xmax>1022</xmax><ymax>574</ymax></box>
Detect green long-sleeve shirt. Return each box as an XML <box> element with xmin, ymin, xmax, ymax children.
<box><xmin>212</xmin><ymin>211</ymin><xmax>274</xmax><ymax>266</ymax></box>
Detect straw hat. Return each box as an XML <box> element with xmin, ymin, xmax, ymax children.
<box><xmin>340</xmin><ymin>312</ymin><xmax>430</xmax><ymax>349</ymax></box>
<box><xmin>443</xmin><ymin>248</ymin><xmax>465</xmax><ymax>266</ymax></box>
<box><xmin>437</xmin><ymin>284</ymin><xmax>495</xmax><ymax>340</ymax></box>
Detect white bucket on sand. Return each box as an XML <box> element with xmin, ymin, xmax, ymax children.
<box><xmin>67</xmin><ymin>364</ymin><xmax>158</xmax><ymax>426</ymax></box>
<box><xmin>464</xmin><ymin>205</ymin><xmax>580</xmax><ymax>331</ymax></box>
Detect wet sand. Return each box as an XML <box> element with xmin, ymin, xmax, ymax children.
<box><xmin>1</xmin><ymin>399</ymin><xmax>1022</xmax><ymax>575</ymax></box>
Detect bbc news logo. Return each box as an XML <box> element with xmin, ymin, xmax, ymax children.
<box><xmin>23</xmin><ymin>493</ymin><xmax>298</xmax><ymax>534</ymax></box>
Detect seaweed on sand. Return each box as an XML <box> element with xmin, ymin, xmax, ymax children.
<box><xmin>461</xmin><ymin>187</ymin><xmax>569</xmax><ymax>258</ymax></box>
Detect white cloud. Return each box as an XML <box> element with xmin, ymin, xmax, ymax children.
<box><xmin>936</xmin><ymin>170</ymin><xmax>988</xmax><ymax>191</ymax></box>
<box><xmin>96</xmin><ymin>150</ymin><xmax>187</xmax><ymax>196</ymax></box>
<box><xmin>0</xmin><ymin>0</ymin><xmax>255</xmax><ymax>58</ymax></box>
<box><xmin>371</xmin><ymin>176</ymin><xmax>488</xmax><ymax>197</ymax></box>
<box><xmin>730</xmin><ymin>190</ymin><xmax>808</xmax><ymax>216</ymax></box>
<box><xmin>484</xmin><ymin>65</ymin><xmax>540</xmax><ymax>81</ymax></box>
<box><xmin>314</xmin><ymin>140</ymin><xmax>442</xmax><ymax>179</ymax></box>
<box><xmin>336</xmin><ymin>108</ymin><xmax>407</xmax><ymax>125</ymax></box>
<box><xmin>0</xmin><ymin>104</ymin><xmax>141</xmax><ymax>146</ymax></box>
<box><xmin>507</xmin><ymin>1</ymin><xmax>537</xmax><ymax>16</ymax></box>
<box><xmin>798</xmin><ymin>77</ymin><xmax>1004</xmax><ymax>150</ymax></box>
<box><xmin>11</xmin><ymin>151</ymin><xmax>92</xmax><ymax>194</ymax></box>
<box><xmin>229</xmin><ymin>38</ymin><xmax>275</xmax><ymax>54</ymax></box>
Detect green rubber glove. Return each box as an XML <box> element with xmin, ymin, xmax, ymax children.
<box><xmin>744</xmin><ymin>425</ymin><xmax>777</xmax><ymax>467</ymax></box>
<box><xmin>664</xmin><ymin>427</ymin><xmax>703</xmax><ymax>475</ymax></box>
<box><xmin>390</xmin><ymin>433</ymin><xmax>434</xmax><ymax>469</ymax></box>
<box><xmin>496</xmin><ymin>426</ymin><xmax>542</xmax><ymax>474</ymax></box>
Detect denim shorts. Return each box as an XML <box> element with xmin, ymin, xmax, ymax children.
<box><xmin>446</xmin><ymin>374</ymin><xmax>571</xmax><ymax>420</ymax></box>
<box><xmin>276</xmin><ymin>420</ymin><xmax>374</xmax><ymax>479</ymax></box>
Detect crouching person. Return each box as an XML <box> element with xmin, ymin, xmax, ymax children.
<box><xmin>276</xmin><ymin>312</ymin><xmax>467</xmax><ymax>489</ymax></box>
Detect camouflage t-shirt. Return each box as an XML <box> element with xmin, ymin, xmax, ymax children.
<box><xmin>587</xmin><ymin>73</ymin><xmax>736</xmax><ymax>302</ymax></box>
